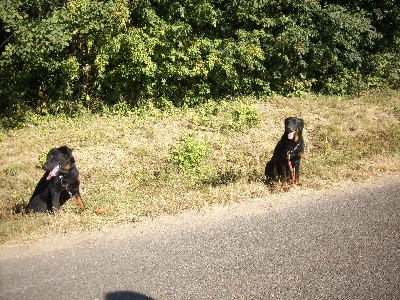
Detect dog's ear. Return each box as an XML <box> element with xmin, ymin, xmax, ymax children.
<box><xmin>58</xmin><ymin>146</ymin><xmax>72</xmax><ymax>157</ymax></box>
<box><xmin>298</xmin><ymin>118</ymin><xmax>304</xmax><ymax>130</ymax></box>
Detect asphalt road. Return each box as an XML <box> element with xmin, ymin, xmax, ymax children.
<box><xmin>1</xmin><ymin>175</ymin><xmax>399</xmax><ymax>300</ymax></box>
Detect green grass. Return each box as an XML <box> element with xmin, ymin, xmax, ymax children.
<box><xmin>1</xmin><ymin>91</ymin><xmax>399</xmax><ymax>243</ymax></box>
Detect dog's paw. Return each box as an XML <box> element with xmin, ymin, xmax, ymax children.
<box><xmin>94</xmin><ymin>206</ymin><xmax>115</xmax><ymax>215</ymax></box>
<box><xmin>268</xmin><ymin>184</ymin><xmax>277</xmax><ymax>192</ymax></box>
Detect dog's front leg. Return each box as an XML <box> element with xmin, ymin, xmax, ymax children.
<box><xmin>278</xmin><ymin>164</ymin><xmax>289</xmax><ymax>190</ymax></box>
<box><xmin>50</xmin><ymin>189</ymin><xmax>61</xmax><ymax>211</ymax></box>
<box><xmin>295</xmin><ymin>164</ymin><xmax>301</xmax><ymax>185</ymax></box>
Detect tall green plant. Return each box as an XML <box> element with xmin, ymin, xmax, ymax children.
<box><xmin>170</xmin><ymin>132</ymin><xmax>211</xmax><ymax>174</ymax></box>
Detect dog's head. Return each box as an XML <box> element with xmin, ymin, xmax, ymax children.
<box><xmin>284</xmin><ymin>117</ymin><xmax>304</xmax><ymax>142</ymax></box>
<box><xmin>42</xmin><ymin>146</ymin><xmax>75</xmax><ymax>180</ymax></box>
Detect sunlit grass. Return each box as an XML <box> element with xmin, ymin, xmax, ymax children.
<box><xmin>0</xmin><ymin>90</ymin><xmax>399</xmax><ymax>243</ymax></box>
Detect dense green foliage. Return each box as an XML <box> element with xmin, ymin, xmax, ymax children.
<box><xmin>1</xmin><ymin>0</ymin><xmax>399</xmax><ymax>125</ymax></box>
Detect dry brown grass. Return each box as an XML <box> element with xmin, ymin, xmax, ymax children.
<box><xmin>0</xmin><ymin>90</ymin><xmax>399</xmax><ymax>243</ymax></box>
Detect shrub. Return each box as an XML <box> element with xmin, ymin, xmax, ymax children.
<box><xmin>0</xmin><ymin>0</ymin><xmax>398</xmax><ymax>125</ymax></box>
<box><xmin>170</xmin><ymin>132</ymin><xmax>211</xmax><ymax>174</ymax></box>
<box><xmin>227</xmin><ymin>102</ymin><xmax>263</xmax><ymax>133</ymax></box>
<box><xmin>193</xmin><ymin>100</ymin><xmax>262</xmax><ymax>133</ymax></box>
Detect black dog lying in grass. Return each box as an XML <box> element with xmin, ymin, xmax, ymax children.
<box><xmin>265</xmin><ymin>117</ymin><xmax>305</xmax><ymax>189</ymax></box>
<box><xmin>28</xmin><ymin>146</ymin><xmax>84</xmax><ymax>212</ymax></box>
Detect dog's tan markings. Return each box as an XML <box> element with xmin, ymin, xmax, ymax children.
<box><xmin>94</xmin><ymin>206</ymin><xmax>115</xmax><ymax>215</ymax></box>
<box><xmin>73</xmin><ymin>196</ymin><xmax>85</xmax><ymax>210</ymax></box>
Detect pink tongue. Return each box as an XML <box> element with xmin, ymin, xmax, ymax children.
<box><xmin>288</xmin><ymin>131</ymin><xmax>295</xmax><ymax>140</ymax></box>
<box><xmin>46</xmin><ymin>165</ymin><xmax>60</xmax><ymax>180</ymax></box>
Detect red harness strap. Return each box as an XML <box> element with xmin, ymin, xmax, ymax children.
<box><xmin>287</xmin><ymin>150</ymin><xmax>297</xmax><ymax>185</ymax></box>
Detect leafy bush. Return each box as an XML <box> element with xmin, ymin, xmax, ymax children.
<box><xmin>193</xmin><ymin>100</ymin><xmax>262</xmax><ymax>133</ymax></box>
<box><xmin>1</xmin><ymin>0</ymin><xmax>399</xmax><ymax>126</ymax></box>
<box><xmin>228</xmin><ymin>102</ymin><xmax>263</xmax><ymax>133</ymax></box>
<box><xmin>170</xmin><ymin>132</ymin><xmax>211</xmax><ymax>174</ymax></box>
<box><xmin>37</xmin><ymin>149</ymin><xmax>51</xmax><ymax>169</ymax></box>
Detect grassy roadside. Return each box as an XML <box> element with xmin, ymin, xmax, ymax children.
<box><xmin>1</xmin><ymin>91</ymin><xmax>399</xmax><ymax>244</ymax></box>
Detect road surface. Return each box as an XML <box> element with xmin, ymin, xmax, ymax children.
<box><xmin>1</xmin><ymin>174</ymin><xmax>399</xmax><ymax>299</ymax></box>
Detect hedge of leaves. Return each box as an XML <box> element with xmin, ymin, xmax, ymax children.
<box><xmin>1</xmin><ymin>0</ymin><xmax>399</xmax><ymax>124</ymax></box>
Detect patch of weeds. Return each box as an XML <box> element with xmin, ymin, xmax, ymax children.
<box><xmin>192</xmin><ymin>101</ymin><xmax>221</xmax><ymax>128</ymax></box>
<box><xmin>224</xmin><ymin>102</ymin><xmax>263</xmax><ymax>133</ymax></box>
<box><xmin>134</xmin><ymin>98</ymin><xmax>177</xmax><ymax>118</ymax></box>
<box><xmin>193</xmin><ymin>100</ymin><xmax>262</xmax><ymax>133</ymax></box>
<box><xmin>170</xmin><ymin>132</ymin><xmax>211</xmax><ymax>175</ymax></box>
<box><xmin>4</xmin><ymin>165</ymin><xmax>20</xmax><ymax>176</ymax></box>
<box><xmin>36</xmin><ymin>149</ymin><xmax>50</xmax><ymax>169</ymax></box>
<box><xmin>108</xmin><ymin>101</ymin><xmax>135</xmax><ymax>116</ymax></box>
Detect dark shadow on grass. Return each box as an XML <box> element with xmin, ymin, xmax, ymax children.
<box><xmin>13</xmin><ymin>202</ymin><xmax>27</xmax><ymax>214</ymax></box>
<box><xmin>105</xmin><ymin>291</ymin><xmax>155</xmax><ymax>300</ymax></box>
<box><xmin>202</xmin><ymin>168</ymin><xmax>242</xmax><ymax>186</ymax></box>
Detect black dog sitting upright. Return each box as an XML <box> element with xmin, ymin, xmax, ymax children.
<box><xmin>265</xmin><ymin>117</ymin><xmax>305</xmax><ymax>188</ymax></box>
<box><xmin>28</xmin><ymin>146</ymin><xmax>84</xmax><ymax>212</ymax></box>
